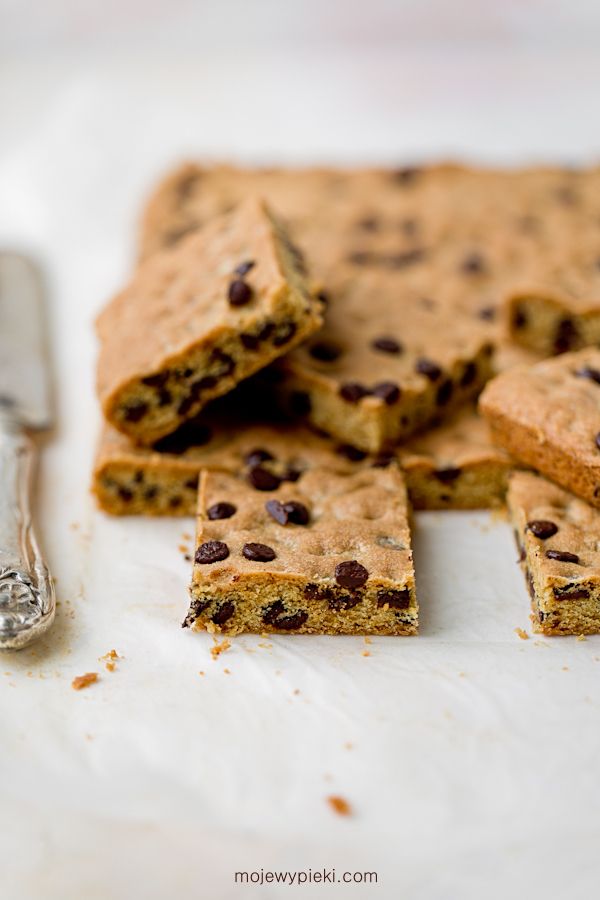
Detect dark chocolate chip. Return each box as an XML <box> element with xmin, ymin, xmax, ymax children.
<box><xmin>595</xmin><ymin>432</ymin><xmax>600</xmax><ymax>451</ymax></box>
<box><xmin>133</xmin><ymin>470</ymin><xmax>144</xmax><ymax>484</ymax></box>
<box><xmin>304</xmin><ymin>583</ymin><xmax>334</xmax><ymax>601</ymax></box>
<box><xmin>545</xmin><ymin>549</ymin><xmax>580</xmax><ymax>565</ymax></box>
<box><xmin>335</xmin><ymin>560</ymin><xmax>369</xmax><ymax>589</ymax></box>
<box><xmin>182</xmin><ymin>597</ymin><xmax>210</xmax><ymax>627</ymax></box>
<box><xmin>377</xmin><ymin>588</ymin><xmax>411</xmax><ymax>609</ymax></box>
<box><xmin>207</xmin><ymin>502</ymin><xmax>237</xmax><ymax>520</ymax></box>
<box><xmin>177</xmin><ymin>395</ymin><xmax>196</xmax><ymax>416</ymax></box>
<box><xmin>281</xmin><ymin>466</ymin><xmax>302</xmax><ymax>483</ymax></box>
<box><xmin>228</xmin><ymin>279</ymin><xmax>253</xmax><ymax>307</ymax></box>
<box><xmin>339</xmin><ymin>382</ymin><xmax>371</xmax><ymax>403</ymax></box>
<box><xmin>265</xmin><ymin>499</ymin><xmax>309</xmax><ymax>526</ymax></box>
<box><xmin>234</xmin><ymin>260</ymin><xmax>255</xmax><ymax>276</ymax></box>
<box><xmin>575</xmin><ymin>366</ymin><xmax>600</xmax><ymax>385</ymax></box>
<box><xmin>240</xmin><ymin>333</ymin><xmax>260</xmax><ymax>350</ymax></box>
<box><xmin>245</xmin><ymin>447</ymin><xmax>275</xmax><ymax>467</ymax></box>
<box><xmin>212</xmin><ymin>601</ymin><xmax>235</xmax><ymax>625</ymax></box>
<box><xmin>309</xmin><ymin>341</ymin><xmax>342</xmax><ymax>362</ymax></box>
<box><xmin>392</xmin><ymin>167</ymin><xmax>420</xmax><ymax>185</ymax></box>
<box><xmin>512</xmin><ymin>305</ymin><xmax>527</xmax><ymax>329</ymax></box>
<box><xmin>459</xmin><ymin>361</ymin><xmax>477</xmax><ymax>388</ymax></box>
<box><xmin>527</xmin><ymin>520</ymin><xmax>559</xmax><ymax>539</ymax></box>
<box><xmin>247</xmin><ymin>466</ymin><xmax>281</xmax><ymax>491</ymax></box>
<box><xmin>461</xmin><ymin>252</ymin><xmax>486</xmax><ymax>275</ymax></box>
<box><xmin>123</xmin><ymin>401</ymin><xmax>148</xmax><ymax>423</ymax></box>
<box><xmin>554</xmin><ymin>318</ymin><xmax>578</xmax><ymax>354</ymax></box>
<box><xmin>144</xmin><ymin>486</ymin><xmax>158</xmax><ymax>501</ymax></box>
<box><xmin>316</xmin><ymin>290</ymin><xmax>330</xmax><ymax>306</ymax></box>
<box><xmin>243</xmin><ymin>542</ymin><xmax>276</xmax><ymax>562</ymax></box>
<box><xmin>262</xmin><ymin>600</ymin><xmax>308</xmax><ymax>630</ymax></box>
<box><xmin>337</xmin><ymin>444</ymin><xmax>367</xmax><ymax>462</ymax></box>
<box><xmin>433</xmin><ymin>467</ymin><xmax>462</xmax><ymax>484</ymax></box>
<box><xmin>152</xmin><ymin>421</ymin><xmax>212</xmax><ymax>455</ymax></box>
<box><xmin>169</xmin><ymin>495</ymin><xmax>183</xmax><ymax>509</ymax></box>
<box><xmin>272</xmin><ymin>321</ymin><xmax>297</xmax><ymax>347</ymax></box>
<box><xmin>478</xmin><ymin>306</ymin><xmax>496</xmax><ymax>321</ymax></box>
<box><xmin>372</xmin><ymin>453</ymin><xmax>394</xmax><ymax>468</ymax></box>
<box><xmin>436</xmin><ymin>378</ymin><xmax>453</xmax><ymax>406</ymax></box>
<box><xmin>289</xmin><ymin>391</ymin><xmax>311</xmax><ymax>416</ymax></box>
<box><xmin>415</xmin><ymin>358</ymin><xmax>442</xmax><ymax>381</ymax></box>
<box><xmin>210</xmin><ymin>348</ymin><xmax>235</xmax><ymax>376</ymax></box>
<box><xmin>142</xmin><ymin>372</ymin><xmax>169</xmax><ymax>388</ymax></box>
<box><xmin>157</xmin><ymin>388</ymin><xmax>172</xmax><ymax>406</ymax></box>
<box><xmin>372</xmin><ymin>336</ymin><xmax>403</xmax><ymax>355</ymax></box>
<box><xmin>184</xmin><ymin>477</ymin><xmax>199</xmax><ymax>490</ymax></box>
<box><xmin>373</xmin><ymin>382</ymin><xmax>401</xmax><ymax>405</ymax></box>
<box><xmin>117</xmin><ymin>486</ymin><xmax>133</xmax><ymax>502</ymax></box>
<box><xmin>195</xmin><ymin>540</ymin><xmax>230</xmax><ymax>564</ymax></box>
<box><xmin>328</xmin><ymin>592</ymin><xmax>361</xmax><ymax>610</ymax></box>
<box><xmin>553</xmin><ymin>584</ymin><xmax>590</xmax><ymax>600</ymax></box>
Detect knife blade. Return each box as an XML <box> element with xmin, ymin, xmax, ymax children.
<box><xmin>0</xmin><ymin>252</ymin><xmax>55</xmax><ymax>649</ymax></box>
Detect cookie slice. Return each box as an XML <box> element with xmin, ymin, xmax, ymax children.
<box><xmin>398</xmin><ymin>405</ymin><xmax>512</xmax><ymax>509</ymax></box>
<box><xmin>479</xmin><ymin>348</ymin><xmax>600</xmax><ymax>507</ymax></box>
<box><xmin>185</xmin><ymin>464</ymin><xmax>417</xmax><ymax>635</ymax></box>
<box><xmin>96</xmin><ymin>197</ymin><xmax>323</xmax><ymax>445</ymax></box>
<box><xmin>508</xmin><ymin>470</ymin><xmax>600</xmax><ymax>635</ymax></box>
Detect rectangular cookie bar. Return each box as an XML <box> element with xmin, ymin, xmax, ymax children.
<box><xmin>185</xmin><ymin>464</ymin><xmax>417</xmax><ymax>635</ymax></box>
<box><xmin>96</xmin><ymin>197</ymin><xmax>322</xmax><ymax>445</ymax></box>
<box><xmin>479</xmin><ymin>348</ymin><xmax>600</xmax><ymax>508</ymax></box>
<box><xmin>508</xmin><ymin>470</ymin><xmax>600</xmax><ymax>635</ymax></box>
<box><xmin>398</xmin><ymin>404</ymin><xmax>512</xmax><ymax>510</ymax></box>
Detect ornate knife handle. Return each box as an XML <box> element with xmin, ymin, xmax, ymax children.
<box><xmin>0</xmin><ymin>413</ymin><xmax>55</xmax><ymax>649</ymax></box>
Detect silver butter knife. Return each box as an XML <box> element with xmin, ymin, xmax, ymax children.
<box><xmin>0</xmin><ymin>252</ymin><xmax>55</xmax><ymax>649</ymax></box>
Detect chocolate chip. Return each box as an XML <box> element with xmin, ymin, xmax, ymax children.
<box><xmin>123</xmin><ymin>400</ymin><xmax>148</xmax><ymax>423</ymax></box>
<box><xmin>144</xmin><ymin>485</ymin><xmax>158</xmax><ymax>501</ymax></box>
<box><xmin>272</xmin><ymin>321</ymin><xmax>297</xmax><ymax>346</ymax></box>
<box><xmin>436</xmin><ymin>379</ymin><xmax>453</xmax><ymax>406</ymax></box>
<box><xmin>281</xmin><ymin>466</ymin><xmax>302</xmax><ymax>482</ymax></box>
<box><xmin>210</xmin><ymin>348</ymin><xmax>235</xmax><ymax>376</ymax></box>
<box><xmin>262</xmin><ymin>600</ymin><xmax>308</xmax><ymax>630</ymax></box>
<box><xmin>207</xmin><ymin>502</ymin><xmax>237</xmax><ymax>520</ymax></box>
<box><xmin>595</xmin><ymin>432</ymin><xmax>600</xmax><ymax>452</ymax></box>
<box><xmin>190</xmin><ymin>376</ymin><xmax>218</xmax><ymax>398</ymax></box>
<box><xmin>512</xmin><ymin>305</ymin><xmax>527</xmax><ymax>329</ymax></box>
<box><xmin>184</xmin><ymin>477</ymin><xmax>199</xmax><ymax>490</ymax></box>
<box><xmin>339</xmin><ymin>382</ymin><xmax>371</xmax><ymax>403</ymax></box>
<box><xmin>309</xmin><ymin>341</ymin><xmax>342</xmax><ymax>362</ymax></box>
<box><xmin>377</xmin><ymin>588</ymin><xmax>411</xmax><ymax>609</ymax></box>
<box><xmin>243</xmin><ymin>542</ymin><xmax>276</xmax><ymax>562</ymax></box>
<box><xmin>245</xmin><ymin>448</ymin><xmax>275</xmax><ymax>467</ymax></box>
<box><xmin>372</xmin><ymin>336</ymin><xmax>403</xmax><ymax>355</ymax></box>
<box><xmin>392</xmin><ymin>167</ymin><xmax>420</xmax><ymax>185</ymax></box>
<box><xmin>575</xmin><ymin>366</ymin><xmax>600</xmax><ymax>385</ymax></box>
<box><xmin>461</xmin><ymin>252</ymin><xmax>486</xmax><ymax>275</ymax></box>
<box><xmin>328</xmin><ymin>593</ymin><xmax>361</xmax><ymax>610</ymax></box>
<box><xmin>228</xmin><ymin>279</ymin><xmax>253</xmax><ymax>307</ymax></box>
<box><xmin>373</xmin><ymin>382</ymin><xmax>401</xmax><ymax>405</ymax></box>
<box><xmin>553</xmin><ymin>584</ymin><xmax>590</xmax><ymax>600</ymax></box>
<box><xmin>433</xmin><ymin>467</ymin><xmax>462</xmax><ymax>484</ymax></box>
<box><xmin>554</xmin><ymin>318</ymin><xmax>578</xmax><ymax>354</ymax></box>
<box><xmin>182</xmin><ymin>597</ymin><xmax>210</xmax><ymax>627</ymax></box>
<box><xmin>478</xmin><ymin>306</ymin><xmax>496</xmax><ymax>321</ymax></box>
<box><xmin>234</xmin><ymin>260</ymin><xmax>255</xmax><ymax>276</ymax></box>
<box><xmin>142</xmin><ymin>372</ymin><xmax>169</xmax><ymax>388</ymax></box>
<box><xmin>304</xmin><ymin>583</ymin><xmax>334</xmax><ymax>601</ymax></box>
<box><xmin>265</xmin><ymin>499</ymin><xmax>309</xmax><ymax>525</ymax></box>
<box><xmin>195</xmin><ymin>541</ymin><xmax>229</xmax><ymax>564</ymax></box>
<box><xmin>357</xmin><ymin>215</ymin><xmax>379</xmax><ymax>231</ymax></box>
<box><xmin>240</xmin><ymin>333</ymin><xmax>260</xmax><ymax>350</ymax></box>
<box><xmin>289</xmin><ymin>391</ymin><xmax>311</xmax><ymax>416</ymax></box>
<box><xmin>212</xmin><ymin>601</ymin><xmax>235</xmax><ymax>625</ymax></box>
<box><xmin>117</xmin><ymin>486</ymin><xmax>133</xmax><ymax>502</ymax></box>
<box><xmin>316</xmin><ymin>290</ymin><xmax>330</xmax><ymax>306</ymax></box>
<box><xmin>157</xmin><ymin>388</ymin><xmax>172</xmax><ymax>406</ymax></box>
<box><xmin>247</xmin><ymin>466</ymin><xmax>281</xmax><ymax>491</ymax></box>
<box><xmin>169</xmin><ymin>495</ymin><xmax>183</xmax><ymax>509</ymax></box>
<box><xmin>459</xmin><ymin>361</ymin><xmax>477</xmax><ymax>388</ymax></box>
<box><xmin>415</xmin><ymin>358</ymin><xmax>442</xmax><ymax>381</ymax></box>
<box><xmin>527</xmin><ymin>520</ymin><xmax>559</xmax><ymax>539</ymax></box>
<box><xmin>177</xmin><ymin>395</ymin><xmax>196</xmax><ymax>416</ymax></box>
<box><xmin>335</xmin><ymin>560</ymin><xmax>369</xmax><ymax>589</ymax></box>
<box><xmin>545</xmin><ymin>550</ymin><xmax>580</xmax><ymax>564</ymax></box>
<box><xmin>336</xmin><ymin>444</ymin><xmax>367</xmax><ymax>462</ymax></box>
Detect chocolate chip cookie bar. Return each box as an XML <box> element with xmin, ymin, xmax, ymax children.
<box><xmin>96</xmin><ymin>197</ymin><xmax>322</xmax><ymax>445</ymax></box>
<box><xmin>479</xmin><ymin>348</ymin><xmax>600</xmax><ymax>507</ymax></box>
<box><xmin>398</xmin><ymin>404</ymin><xmax>512</xmax><ymax>509</ymax></box>
<box><xmin>185</xmin><ymin>464</ymin><xmax>417</xmax><ymax>635</ymax></box>
<box><xmin>508</xmin><ymin>470</ymin><xmax>600</xmax><ymax>635</ymax></box>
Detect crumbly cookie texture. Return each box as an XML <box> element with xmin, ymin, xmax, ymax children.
<box><xmin>479</xmin><ymin>348</ymin><xmax>600</xmax><ymax>508</ymax></box>
<box><xmin>96</xmin><ymin>196</ymin><xmax>322</xmax><ymax>445</ymax></box>
<box><xmin>398</xmin><ymin>404</ymin><xmax>512</xmax><ymax>510</ymax></box>
<box><xmin>185</xmin><ymin>464</ymin><xmax>417</xmax><ymax>635</ymax></box>
<box><xmin>508</xmin><ymin>471</ymin><xmax>600</xmax><ymax>635</ymax></box>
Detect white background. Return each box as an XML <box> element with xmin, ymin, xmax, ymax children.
<box><xmin>1</xmin><ymin>2</ymin><xmax>600</xmax><ymax>898</ymax></box>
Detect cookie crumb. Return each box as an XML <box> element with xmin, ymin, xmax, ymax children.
<box><xmin>344</xmin><ymin>742</ymin><xmax>353</xmax><ymax>750</ymax></box>
<box><xmin>364</xmin><ymin>636</ymin><xmax>372</xmax><ymax>645</ymax></box>
<box><xmin>562</xmin><ymin>666</ymin><xmax>569</xmax><ymax>671</ymax></box>
<box><xmin>327</xmin><ymin>795</ymin><xmax>352</xmax><ymax>817</ymax></box>
<box><xmin>362</xmin><ymin>650</ymin><xmax>371</xmax><ymax>657</ymax></box>
<box><xmin>99</xmin><ymin>649</ymin><xmax>120</xmax><ymax>672</ymax></box>
<box><xmin>210</xmin><ymin>638</ymin><xmax>231</xmax><ymax>660</ymax></box>
<box><xmin>577</xmin><ymin>634</ymin><xmax>587</xmax><ymax>642</ymax></box>
<box><xmin>515</xmin><ymin>627</ymin><xmax>529</xmax><ymax>640</ymax></box>
<box><xmin>223</xmin><ymin>668</ymin><xmax>231</xmax><ymax>675</ymax></box>
<box><xmin>199</xmin><ymin>670</ymin><xmax>205</xmax><ymax>676</ymax></box>
<box><xmin>72</xmin><ymin>672</ymin><xmax>98</xmax><ymax>691</ymax></box>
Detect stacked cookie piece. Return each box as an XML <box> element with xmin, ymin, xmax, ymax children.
<box><xmin>93</xmin><ymin>163</ymin><xmax>600</xmax><ymax>636</ymax></box>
